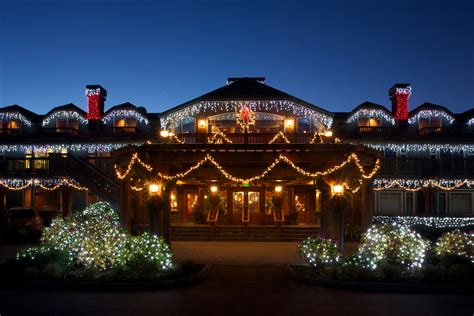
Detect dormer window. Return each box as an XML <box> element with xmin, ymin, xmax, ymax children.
<box><xmin>358</xmin><ymin>117</ymin><xmax>381</xmax><ymax>127</ymax></box>
<box><xmin>418</xmin><ymin>117</ymin><xmax>441</xmax><ymax>130</ymax></box>
<box><xmin>56</xmin><ymin>119</ymin><xmax>79</xmax><ymax>135</ymax></box>
<box><xmin>42</xmin><ymin>110</ymin><xmax>87</xmax><ymax>135</ymax></box>
<box><xmin>113</xmin><ymin>118</ymin><xmax>137</xmax><ymax>133</ymax></box>
<box><xmin>0</xmin><ymin>119</ymin><xmax>21</xmax><ymax>135</ymax></box>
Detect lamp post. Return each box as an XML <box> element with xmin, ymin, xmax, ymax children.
<box><xmin>148</xmin><ymin>183</ymin><xmax>161</xmax><ymax>236</ymax></box>
<box><xmin>331</xmin><ymin>183</ymin><xmax>345</xmax><ymax>253</ymax></box>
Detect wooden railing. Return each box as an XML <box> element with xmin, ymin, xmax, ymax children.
<box><xmin>357</xmin><ymin>126</ymin><xmax>395</xmax><ymax>135</ymax></box>
<box><xmin>176</xmin><ymin>133</ymin><xmax>314</xmax><ymax>144</ymax></box>
<box><xmin>40</xmin><ymin>127</ymin><xmax>79</xmax><ymax>136</ymax></box>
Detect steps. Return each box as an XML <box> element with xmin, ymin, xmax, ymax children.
<box><xmin>171</xmin><ymin>224</ymin><xmax>320</xmax><ymax>242</ymax></box>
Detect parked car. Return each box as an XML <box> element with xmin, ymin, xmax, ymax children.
<box><xmin>5</xmin><ymin>207</ymin><xmax>43</xmax><ymax>236</ymax></box>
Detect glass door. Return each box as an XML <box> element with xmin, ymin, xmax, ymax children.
<box><xmin>231</xmin><ymin>190</ymin><xmax>261</xmax><ymax>224</ymax></box>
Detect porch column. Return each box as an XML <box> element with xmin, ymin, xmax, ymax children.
<box><xmin>60</xmin><ymin>187</ymin><xmax>73</xmax><ymax>218</ymax></box>
<box><xmin>132</xmin><ymin>190</ymin><xmax>144</xmax><ymax>233</ymax></box>
<box><xmin>226</xmin><ymin>187</ymin><xmax>233</xmax><ymax>224</ymax></box>
<box><xmin>318</xmin><ymin>180</ymin><xmax>332</xmax><ymax>236</ymax></box>
<box><xmin>360</xmin><ymin>182</ymin><xmax>374</xmax><ymax>233</ymax></box>
<box><xmin>120</xmin><ymin>180</ymin><xmax>132</xmax><ymax>230</ymax></box>
<box><xmin>0</xmin><ymin>188</ymin><xmax>6</xmax><ymax>227</ymax></box>
<box><xmin>162</xmin><ymin>189</ymin><xmax>171</xmax><ymax>243</ymax></box>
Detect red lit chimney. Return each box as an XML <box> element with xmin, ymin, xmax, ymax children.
<box><xmin>86</xmin><ymin>85</ymin><xmax>107</xmax><ymax>120</ymax></box>
<box><xmin>389</xmin><ymin>83</ymin><xmax>411</xmax><ymax>131</ymax></box>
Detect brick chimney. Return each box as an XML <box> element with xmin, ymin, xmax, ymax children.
<box><xmin>389</xmin><ymin>83</ymin><xmax>411</xmax><ymax>131</ymax></box>
<box><xmin>86</xmin><ymin>85</ymin><xmax>107</xmax><ymax>132</ymax></box>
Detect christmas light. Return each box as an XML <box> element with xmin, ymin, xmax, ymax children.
<box><xmin>267</xmin><ymin>131</ymin><xmax>290</xmax><ymax>144</ymax></box>
<box><xmin>366</xmin><ymin>143</ymin><xmax>474</xmax><ymax>153</ymax></box>
<box><xmin>0</xmin><ymin>143</ymin><xmax>142</xmax><ymax>153</ymax></box>
<box><xmin>408</xmin><ymin>109</ymin><xmax>455</xmax><ymax>124</ymax></box>
<box><xmin>86</xmin><ymin>88</ymin><xmax>104</xmax><ymax>120</ymax></box>
<box><xmin>115</xmin><ymin>151</ymin><xmax>380</xmax><ymax>184</ymax></box>
<box><xmin>357</xmin><ymin>222</ymin><xmax>429</xmax><ymax>270</ymax></box>
<box><xmin>467</xmin><ymin>118</ymin><xmax>474</xmax><ymax>126</ymax></box>
<box><xmin>435</xmin><ymin>229</ymin><xmax>473</xmax><ymax>263</ymax></box>
<box><xmin>373</xmin><ymin>216</ymin><xmax>474</xmax><ymax>228</ymax></box>
<box><xmin>42</xmin><ymin>110</ymin><xmax>88</xmax><ymax>126</ymax></box>
<box><xmin>102</xmin><ymin>109</ymin><xmax>149</xmax><ymax>125</ymax></box>
<box><xmin>0</xmin><ymin>111</ymin><xmax>32</xmax><ymax>127</ymax></box>
<box><xmin>207</xmin><ymin>126</ymin><xmax>233</xmax><ymax>144</ymax></box>
<box><xmin>160</xmin><ymin>100</ymin><xmax>333</xmax><ymax>130</ymax></box>
<box><xmin>298</xmin><ymin>236</ymin><xmax>340</xmax><ymax>267</ymax></box>
<box><xmin>390</xmin><ymin>86</ymin><xmax>411</xmax><ymax>120</ymax></box>
<box><xmin>373</xmin><ymin>178</ymin><xmax>473</xmax><ymax>191</ymax></box>
<box><xmin>0</xmin><ymin>178</ymin><xmax>87</xmax><ymax>191</ymax></box>
<box><xmin>236</xmin><ymin>105</ymin><xmax>256</xmax><ymax>132</ymax></box>
<box><xmin>346</xmin><ymin>109</ymin><xmax>395</xmax><ymax>125</ymax></box>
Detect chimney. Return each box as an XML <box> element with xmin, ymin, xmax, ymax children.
<box><xmin>389</xmin><ymin>83</ymin><xmax>411</xmax><ymax>131</ymax></box>
<box><xmin>86</xmin><ymin>85</ymin><xmax>107</xmax><ymax>120</ymax></box>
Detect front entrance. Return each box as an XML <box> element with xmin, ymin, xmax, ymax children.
<box><xmin>231</xmin><ymin>190</ymin><xmax>262</xmax><ymax>224</ymax></box>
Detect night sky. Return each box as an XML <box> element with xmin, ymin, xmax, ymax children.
<box><xmin>1</xmin><ymin>0</ymin><xmax>473</xmax><ymax>114</ymax></box>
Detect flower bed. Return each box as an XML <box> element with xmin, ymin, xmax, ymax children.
<box><xmin>0</xmin><ymin>202</ymin><xmax>206</xmax><ymax>288</ymax></box>
<box><xmin>292</xmin><ymin>223</ymin><xmax>474</xmax><ymax>289</ymax></box>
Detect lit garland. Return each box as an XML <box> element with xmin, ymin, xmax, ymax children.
<box><xmin>34</xmin><ymin>202</ymin><xmax>174</xmax><ymax>271</ymax></box>
<box><xmin>160</xmin><ymin>100</ymin><xmax>333</xmax><ymax>129</ymax></box>
<box><xmin>86</xmin><ymin>88</ymin><xmax>103</xmax><ymax>120</ymax></box>
<box><xmin>235</xmin><ymin>105</ymin><xmax>256</xmax><ymax>132</ymax></box>
<box><xmin>346</xmin><ymin>109</ymin><xmax>395</xmax><ymax>125</ymax></box>
<box><xmin>207</xmin><ymin>126</ymin><xmax>233</xmax><ymax>144</ymax></box>
<box><xmin>373</xmin><ymin>178</ymin><xmax>473</xmax><ymax>191</ymax></box>
<box><xmin>0</xmin><ymin>178</ymin><xmax>88</xmax><ymax>191</ymax></box>
<box><xmin>169</xmin><ymin>134</ymin><xmax>185</xmax><ymax>144</ymax></box>
<box><xmin>357</xmin><ymin>222</ymin><xmax>429</xmax><ymax>270</ymax></box>
<box><xmin>115</xmin><ymin>152</ymin><xmax>380</xmax><ymax>183</ymax></box>
<box><xmin>408</xmin><ymin>109</ymin><xmax>455</xmax><ymax>124</ymax></box>
<box><xmin>390</xmin><ymin>86</ymin><xmax>411</xmax><ymax>120</ymax></box>
<box><xmin>0</xmin><ymin>111</ymin><xmax>32</xmax><ymax>127</ymax></box>
<box><xmin>102</xmin><ymin>109</ymin><xmax>149</xmax><ymax>125</ymax></box>
<box><xmin>0</xmin><ymin>143</ymin><xmax>142</xmax><ymax>153</ymax></box>
<box><xmin>467</xmin><ymin>118</ymin><xmax>474</xmax><ymax>126</ymax></box>
<box><xmin>373</xmin><ymin>216</ymin><xmax>474</xmax><ymax>228</ymax></box>
<box><xmin>366</xmin><ymin>143</ymin><xmax>474</xmax><ymax>153</ymax></box>
<box><xmin>298</xmin><ymin>235</ymin><xmax>340</xmax><ymax>267</ymax></box>
<box><xmin>42</xmin><ymin>110</ymin><xmax>88</xmax><ymax>126</ymax></box>
<box><xmin>435</xmin><ymin>229</ymin><xmax>473</xmax><ymax>263</ymax></box>
<box><xmin>309</xmin><ymin>131</ymin><xmax>341</xmax><ymax>144</ymax></box>
<box><xmin>268</xmin><ymin>131</ymin><xmax>290</xmax><ymax>144</ymax></box>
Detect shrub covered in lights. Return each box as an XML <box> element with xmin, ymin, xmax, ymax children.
<box><xmin>298</xmin><ymin>235</ymin><xmax>340</xmax><ymax>267</ymax></box>
<box><xmin>357</xmin><ymin>222</ymin><xmax>429</xmax><ymax>270</ymax></box>
<box><xmin>435</xmin><ymin>229</ymin><xmax>474</xmax><ymax>263</ymax></box>
<box><xmin>18</xmin><ymin>202</ymin><xmax>173</xmax><ymax>273</ymax></box>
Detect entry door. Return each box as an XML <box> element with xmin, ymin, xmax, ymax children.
<box><xmin>232</xmin><ymin>191</ymin><xmax>260</xmax><ymax>224</ymax></box>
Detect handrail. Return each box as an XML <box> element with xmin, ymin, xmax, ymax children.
<box><xmin>273</xmin><ymin>208</ymin><xmax>285</xmax><ymax>223</ymax></box>
<box><xmin>242</xmin><ymin>207</ymin><xmax>249</xmax><ymax>223</ymax></box>
<box><xmin>207</xmin><ymin>208</ymin><xmax>219</xmax><ymax>223</ymax></box>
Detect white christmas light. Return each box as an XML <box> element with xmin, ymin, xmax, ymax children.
<box><xmin>0</xmin><ymin>112</ymin><xmax>32</xmax><ymax>127</ymax></box>
<box><xmin>102</xmin><ymin>109</ymin><xmax>149</xmax><ymax>125</ymax></box>
<box><xmin>0</xmin><ymin>178</ymin><xmax>87</xmax><ymax>191</ymax></box>
<box><xmin>373</xmin><ymin>216</ymin><xmax>474</xmax><ymax>228</ymax></box>
<box><xmin>366</xmin><ymin>143</ymin><xmax>474</xmax><ymax>153</ymax></box>
<box><xmin>373</xmin><ymin>178</ymin><xmax>474</xmax><ymax>191</ymax></box>
<box><xmin>160</xmin><ymin>100</ymin><xmax>333</xmax><ymax>129</ymax></box>
<box><xmin>346</xmin><ymin>108</ymin><xmax>395</xmax><ymax>125</ymax></box>
<box><xmin>467</xmin><ymin>118</ymin><xmax>474</xmax><ymax>126</ymax></box>
<box><xmin>0</xmin><ymin>143</ymin><xmax>142</xmax><ymax>153</ymax></box>
<box><xmin>408</xmin><ymin>109</ymin><xmax>455</xmax><ymax>124</ymax></box>
<box><xmin>42</xmin><ymin>110</ymin><xmax>88</xmax><ymax>126</ymax></box>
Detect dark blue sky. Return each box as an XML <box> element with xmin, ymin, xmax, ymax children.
<box><xmin>1</xmin><ymin>0</ymin><xmax>473</xmax><ymax>114</ymax></box>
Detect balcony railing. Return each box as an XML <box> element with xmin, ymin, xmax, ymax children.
<box><xmin>176</xmin><ymin>133</ymin><xmax>314</xmax><ymax>144</ymax></box>
<box><xmin>0</xmin><ymin>128</ymin><xmax>22</xmax><ymax>136</ymax></box>
<box><xmin>380</xmin><ymin>157</ymin><xmax>474</xmax><ymax>177</ymax></box>
<box><xmin>103</xmin><ymin>126</ymin><xmax>140</xmax><ymax>134</ymax></box>
<box><xmin>40</xmin><ymin>127</ymin><xmax>80</xmax><ymax>136</ymax></box>
<box><xmin>357</xmin><ymin>126</ymin><xmax>395</xmax><ymax>136</ymax></box>
<box><xmin>416</xmin><ymin>127</ymin><xmax>468</xmax><ymax>137</ymax></box>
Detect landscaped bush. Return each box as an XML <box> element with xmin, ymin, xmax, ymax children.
<box><xmin>357</xmin><ymin>222</ymin><xmax>430</xmax><ymax>270</ymax></box>
<box><xmin>297</xmin><ymin>235</ymin><xmax>340</xmax><ymax>267</ymax></box>
<box><xmin>434</xmin><ymin>229</ymin><xmax>473</xmax><ymax>263</ymax></box>
<box><xmin>15</xmin><ymin>202</ymin><xmax>174</xmax><ymax>278</ymax></box>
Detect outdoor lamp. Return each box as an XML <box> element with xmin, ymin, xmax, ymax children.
<box><xmin>285</xmin><ymin>119</ymin><xmax>294</xmax><ymax>129</ymax></box>
<box><xmin>198</xmin><ymin>119</ymin><xmax>206</xmax><ymax>128</ymax></box>
<box><xmin>324</xmin><ymin>130</ymin><xmax>333</xmax><ymax>137</ymax></box>
<box><xmin>332</xmin><ymin>184</ymin><xmax>344</xmax><ymax>195</ymax></box>
<box><xmin>274</xmin><ymin>185</ymin><xmax>282</xmax><ymax>193</ymax></box>
<box><xmin>159</xmin><ymin>130</ymin><xmax>169</xmax><ymax>138</ymax></box>
<box><xmin>149</xmin><ymin>183</ymin><xmax>160</xmax><ymax>194</ymax></box>
<box><xmin>210</xmin><ymin>185</ymin><xmax>218</xmax><ymax>193</ymax></box>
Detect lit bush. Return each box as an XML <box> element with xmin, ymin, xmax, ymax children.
<box><xmin>435</xmin><ymin>229</ymin><xmax>474</xmax><ymax>263</ymax></box>
<box><xmin>22</xmin><ymin>202</ymin><xmax>173</xmax><ymax>272</ymax></box>
<box><xmin>357</xmin><ymin>222</ymin><xmax>430</xmax><ymax>270</ymax></box>
<box><xmin>298</xmin><ymin>235</ymin><xmax>340</xmax><ymax>267</ymax></box>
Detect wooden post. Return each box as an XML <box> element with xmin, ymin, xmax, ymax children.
<box><xmin>0</xmin><ymin>188</ymin><xmax>6</xmax><ymax>227</ymax></box>
<box><xmin>360</xmin><ymin>182</ymin><xmax>374</xmax><ymax>233</ymax></box>
<box><xmin>120</xmin><ymin>180</ymin><xmax>132</xmax><ymax>230</ymax></box>
<box><xmin>133</xmin><ymin>190</ymin><xmax>144</xmax><ymax>233</ymax></box>
<box><xmin>162</xmin><ymin>189</ymin><xmax>171</xmax><ymax>244</ymax></box>
<box><xmin>60</xmin><ymin>187</ymin><xmax>73</xmax><ymax>218</ymax></box>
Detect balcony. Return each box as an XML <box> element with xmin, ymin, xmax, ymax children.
<box><xmin>103</xmin><ymin>126</ymin><xmax>140</xmax><ymax>134</ymax></box>
<box><xmin>40</xmin><ymin>127</ymin><xmax>80</xmax><ymax>136</ymax></box>
<box><xmin>0</xmin><ymin>128</ymin><xmax>22</xmax><ymax>136</ymax></box>
<box><xmin>417</xmin><ymin>127</ymin><xmax>469</xmax><ymax>138</ymax></box>
<box><xmin>176</xmin><ymin>133</ymin><xmax>314</xmax><ymax>144</ymax></box>
<box><xmin>356</xmin><ymin>126</ymin><xmax>395</xmax><ymax>136</ymax></box>
<box><xmin>380</xmin><ymin>157</ymin><xmax>474</xmax><ymax>177</ymax></box>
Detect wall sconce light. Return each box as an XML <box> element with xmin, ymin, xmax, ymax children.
<box><xmin>274</xmin><ymin>185</ymin><xmax>282</xmax><ymax>193</ymax></box>
<box><xmin>285</xmin><ymin>119</ymin><xmax>294</xmax><ymax>129</ymax></box>
<box><xmin>198</xmin><ymin>119</ymin><xmax>206</xmax><ymax>128</ymax></box>
<box><xmin>332</xmin><ymin>184</ymin><xmax>344</xmax><ymax>196</ymax></box>
<box><xmin>210</xmin><ymin>185</ymin><xmax>218</xmax><ymax>193</ymax></box>
<box><xmin>149</xmin><ymin>183</ymin><xmax>160</xmax><ymax>194</ymax></box>
<box><xmin>324</xmin><ymin>130</ymin><xmax>333</xmax><ymax>137</ymax></box>
<box><xmin>159</xmin><ymin>130</ymin><xmax>169</xmax><ymax>137</ymax></box>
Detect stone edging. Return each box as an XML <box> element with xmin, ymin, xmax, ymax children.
<box><xmin>286</xmin><ymin>265</ymin><xmax>474</xmax><ymax>293</ymax></box>
<box><xmin>0</xmin><ymin>265</ymin><xmax>208</xmax><ymax>291</ymax></box>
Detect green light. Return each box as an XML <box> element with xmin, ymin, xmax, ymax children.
<box><xmin>242</xmin><ymin>182</ymin><xmax>250</xmax><ymax>187</ymax></box>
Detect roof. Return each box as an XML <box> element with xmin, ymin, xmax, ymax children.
<box><xmin>104</xmin><ymin>102</ymin><xmax>147</xmax><ymax>116</ymax></box>
<box><xmin>0</xmin><ymin>104</ymin><xmax>40</xmax><ymax>120</ymax></box>
<box><xmin>43</xmin><ymin>103</ymin><xmax>87</xmax><ymax>117</ymax></box>
<box><xmin>160</xmin><ymin>77</ymin><xmax>333</xmax><ymax>117</ymax></box>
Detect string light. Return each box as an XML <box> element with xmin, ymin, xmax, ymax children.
<box><xmin>267</xmin><ymin>131</ymin><xmax>290</xmax><ymax>144</ymax></box>
<box><xmin>298</xmin><ymin>236</ymin><xmax>340</xmax><ymax>266</ymax></box>
<box><xmin>0</xmin><ymin>178</ymin><xmax>88</xmax><ymax>191</ymax></box>
<box><xmin>408</xmin><ymin>109</ymin><xmax>455</xmax><ymax>124</ymax></box>
<box><xmin>346</xmin><ymin>108</ymin><xmax>395</xmax><ymax>125</ymax></box>
<box><xmin>435</xmin><ymin>229</ymin><xmax>473</xmax><ymax>263</ymax></box>
<box><xmin>207</xmin><ymin>126</ymin><xmax>233</xmax><ymax>144</ymax></box>
<box><xmin>0</xmin><ymin>111</ymin><xmax>32</xmax><ymax>127</ymax></box>
<box><xmin>235</xmin><ymin>105</ymin><xmax>256</xmax><ymax>132</ymax></box>
<box><xmin>86</xmin><ymin>88</ymin><xmax>104</xmax><ymax>120</ymax></box>
<box><xmin>366</xmin><ymin>143</ymin><xmax>474</xmax><ymax>153</ymax></box>
<box><xmin>373</xmin><ymin>216</ymin><xmax>474</xmax><ymax>228</ymax></box>
<box><xmin>102</xmin><ymin>109</ymin><xmax>149</xmax><ymax>125</ymax></box>
<box><xmin>42</xmin><ymin>110</ymin><xmax>88</xmax><ymax>126</ymax></box>
<box><xmin>160</xmin><ymin>100</ymin><xmax>333</xmax><ymax>130</ymax></box>
<box><xmin>0</xmin><ymin>143</ymin><xmax>142</xmax><ymax>153</ymax></box>
<box><xmin>390</xmin><ymin>86</ymin><xmax>411</xmax><ymax>120</ymax></box>
<box><xmin>373</xmin><ymin>178</ymin><xmax>473</xmax><ymax>191</ymax></box>
<box><xmin>309</xmin><ymin>131</ymin><xmax>341</xmax><ymax>144</ymax></box>
<box><xmin>467</xmin><ymin>118</ymin><xmax>474</xmax><ymax>126</ymax></box>
<box><xmin>115</xmin><ymin>152</ymin><xmax>380</xmax><ymax>183</ymax></box>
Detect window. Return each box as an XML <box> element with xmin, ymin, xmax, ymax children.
<box><xmin>378</xmin><ymin>192</ymin><xmax>402</xmax><ymax>215</ymax></box>
<box><xmin>181</xmin><ymin>117</ymin><xmax>196</xmax><ymax>134</ymax></box>
<box><xmin>358</xmin><ymin>117</ymin><xmax>381</xmax><ymax>127</ymax></box>
<box><xmin>418</xmin><ymin>117</ymin><xmax>441</xmax><ymax>129</ymax></box>
<box><xmin>56</xmin><ymin>119</ymin><xmax>79</xmax><ymax>134</ymax></box>
<box><xmin>113</xmin><ymin>118</ymin><xmax>137</xmax><ymax>132</ymax></box>
<box><xmin>297</xmin><ymin>118</ymin><xmax>311</xmax><ymax>133</ymax></box>
<box><xmin>449</xmin><ymin>192</ymin><xmax>472</xmax><ymax>214</ymax></box>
